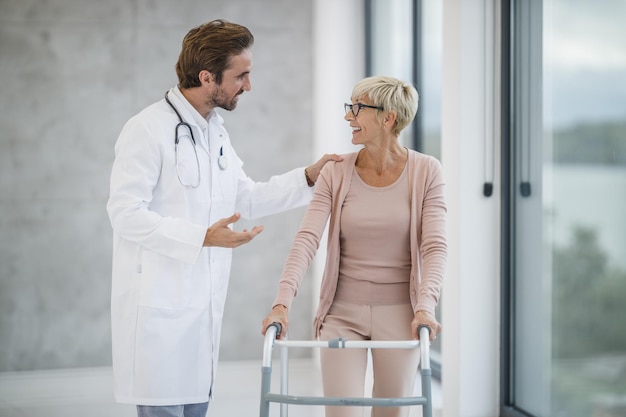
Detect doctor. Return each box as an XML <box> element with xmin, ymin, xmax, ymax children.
<box><xmin>107</xmin><ymin>19</ymin><xmax>341</xmax><ymax>417</ymax></box>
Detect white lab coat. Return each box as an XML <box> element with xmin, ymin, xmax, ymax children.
<box><xmin>107</xmin><ymin>87</ymin><xmax>313</xmax><ymax>406</ymax></box>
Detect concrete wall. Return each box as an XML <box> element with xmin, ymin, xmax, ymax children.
<box><xmin>0</xmin><ymin>0</ymin><xmax>315</xmax><ymax>371</ymax></box>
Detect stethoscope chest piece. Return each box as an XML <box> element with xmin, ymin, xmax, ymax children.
<box><xmin>218</xmin><ymin>155</ymin><xmax>228</xmax><ymax>170</ymax></box>
<box><xmin>218</xmin><ymin>147</ymin><xmax>228</xmax><ymax>170</ymax></box>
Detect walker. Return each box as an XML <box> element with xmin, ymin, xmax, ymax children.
<box><xmin>259</xmin><ymin>323</ymin><xmax>433</xmax><ymax>417</ymax></box>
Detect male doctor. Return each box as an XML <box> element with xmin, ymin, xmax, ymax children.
<box><xmin>107</xmin><ymin>19</ymin><xmax>341</xmax><ymax>417</ymax></box>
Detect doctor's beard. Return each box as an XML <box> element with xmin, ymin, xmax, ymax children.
<box><xmin>209</xmin><ymin>89</ymin><xmax>243</xmax><ymax>112</ymax></box>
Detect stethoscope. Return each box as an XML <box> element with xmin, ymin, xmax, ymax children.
<box><xmin>164</xmin><ymin>91</ymin><xmax>228</xmax><ymax>188</ymax></box>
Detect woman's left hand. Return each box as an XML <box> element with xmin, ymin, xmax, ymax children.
<box><xmin>411</xmin><ymin>310</ymin><xmax>441</xmax><ymax>341</ymax></box>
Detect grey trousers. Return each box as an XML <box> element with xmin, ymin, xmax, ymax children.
<box><xmin>136</xmin><ymin>402</ymin><xmax>209</xmax><ymax>417</ymax></box>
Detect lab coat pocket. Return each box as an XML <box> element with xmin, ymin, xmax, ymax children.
<box><xmin>218</xmin><ymin>169</ymin><xmax>238</xmax><ymax>203</ymax></box>
<box><xmin>138</xmin><ymin>250</ymin><xmax>192</xmax><ymax>310</ymax></box>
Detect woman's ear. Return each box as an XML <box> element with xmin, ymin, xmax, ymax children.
<box><xmin>384</xmin><ymin>111</ymin><xmax>397</xmax><ymax>127</ymax></box>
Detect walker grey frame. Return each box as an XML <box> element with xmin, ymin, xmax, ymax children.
<box><xmin>259</xmin><ymin>324</ymin><xmax>433</xmax><ymax>417</ymax></box>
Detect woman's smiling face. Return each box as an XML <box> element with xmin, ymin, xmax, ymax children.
<box><xmin>344</xmin><ymin>98</ymin><xmax>384</xmax><ymax>146</ymax></box>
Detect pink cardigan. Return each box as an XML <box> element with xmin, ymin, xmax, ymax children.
<box><xmin>273</xmin><ymin>150</ymin><xmax>447</xmax><ymax>338</ymax></box>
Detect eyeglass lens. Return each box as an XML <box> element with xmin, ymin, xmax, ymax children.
<box><xmin>345</xmin><ymin>103</ymin><xmax>360</xmax><ymax>117</ymax></box>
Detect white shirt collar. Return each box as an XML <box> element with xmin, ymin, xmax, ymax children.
<box><xmin>168</xmin><ymin>86</ymin><xmax>224</xmax><ymax>129</ymax></box>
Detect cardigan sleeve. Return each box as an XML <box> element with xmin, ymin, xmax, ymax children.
<box><xmin>272</xmin><ymin>161</ymin><xmax>336</xmax><ymax>309</ymax></box>
<box><xmin>414</xmin><ymin>156</ymin><xmax>447</xmax><ymax>314</ymax></box>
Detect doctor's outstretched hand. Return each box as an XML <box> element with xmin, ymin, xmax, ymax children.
<box><xmin>203</xmin><ymin>212</ymin><xmax>264</xmax><ymax>248</ymax></box>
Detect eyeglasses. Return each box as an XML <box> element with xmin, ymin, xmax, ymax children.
<box><xmin>344</xmin><ymin>102</ymin><xmax>384</xmax><ymax>117</ymax></box>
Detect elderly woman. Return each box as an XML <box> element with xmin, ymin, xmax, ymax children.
<box><xmin>262</xmin><ymin>76</ymin><xmax>447</xmax><ymax>417</ymax></box>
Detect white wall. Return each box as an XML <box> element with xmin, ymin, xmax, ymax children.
<box><xmin>0</xmin><ymin>0</ymin><xmax>316</xmax><ymax>370</ymax></box>
<box><xmin>441</xmin><ymin>0</ymin><xmax>501</xmax><ymax>416</ymax></box>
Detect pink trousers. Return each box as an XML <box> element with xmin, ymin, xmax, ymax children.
<box><xmin>318</xmin><ymin>301</ymin><xmax>420</xmax><ymax>417</ymax></box>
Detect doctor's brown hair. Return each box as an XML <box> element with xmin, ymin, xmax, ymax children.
<box><xmin>175</xmin><ymin>19</ymin><xmax>254</xmax><ymax>89</ymax></box>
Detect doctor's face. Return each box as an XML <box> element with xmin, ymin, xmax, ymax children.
<box><xmin>208</xmin><ymin>48</ymin><xmax>252</xmax><ymax>111</ymax></box>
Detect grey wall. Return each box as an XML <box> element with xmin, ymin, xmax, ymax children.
<box><xmin>0</xmin><ymin>0</ymin><xmax>314</xmax><ymax>372</ymax></box>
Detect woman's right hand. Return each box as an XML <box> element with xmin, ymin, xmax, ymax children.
<box><xmin>261</xmin><ymin>304</ymin><xmax>289</xmax><ymax>339</ymax></box>
<box><xmin>411</xmin><ymin>310</ymin><xmax>441</xmax><ymax>341</ymax></box>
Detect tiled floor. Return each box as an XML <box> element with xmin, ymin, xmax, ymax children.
<box><xmin>0</xmin><ymin>359</ymin><xmax>441</xmax><ymax>417</ymax></box>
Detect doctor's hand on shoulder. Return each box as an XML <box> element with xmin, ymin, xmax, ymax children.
<box><xmin>203</xmin><ymin>212</ymin><xmax>264</xmax><ymax>248</ymax></box>
<box><xmin>304</xmin><ymin>154</ymin><xmax>344</xmax><ymax>186</ymax></box>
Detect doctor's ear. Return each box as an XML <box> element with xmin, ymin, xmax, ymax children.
<box><xmin>199</xmin><ymin>70</ymin><xmax>214</xmax><ymax>85</ymax></box>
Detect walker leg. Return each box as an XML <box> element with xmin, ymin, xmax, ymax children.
<box><xmin>280</xmin><ymin>344</ymin><xmax>289</xmax><ymax>417</ymax></box>
<box><xmin>260</xmin><ymin>366</ymin><xmax>272</xmax><ymax>417</ymax></box>
<box><xmin>421</xmin><ymin>368</ymin><xmax>433</xmax><ymax>417</ymax></box>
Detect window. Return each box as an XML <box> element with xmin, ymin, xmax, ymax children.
<box><xmin>503</xmin><ymin>1</ymin><xmax>626</xmax><ymax>416</ymax></box>
<box><xmin>365</xmin><ymin>0</ymin><xmax>442</xmax><ymax>160</ymax></box>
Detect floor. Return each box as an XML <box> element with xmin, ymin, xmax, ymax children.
<box><xmin>0</xmin><ymin>359</ymin><xmax>441</xmax><ymax>417</ymax></box>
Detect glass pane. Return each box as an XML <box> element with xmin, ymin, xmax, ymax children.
<box><xmin>513</xmin><ymin>1</ymin><xmax>626</xmax><ymax>416</ymax></box>
<box><xmin>369</xmin><ymin>0</ymin><xmax>442</xmax><ymax>160</ymax></box>
<box><xmin>369</xmin><ymin>0</ymin><xmax>415</xmax><ymax>149</ymax></box>
<box><xmin>419</xmin><ymin>0</ymin><xmax>443</xmax><ymax>161</ymax></box>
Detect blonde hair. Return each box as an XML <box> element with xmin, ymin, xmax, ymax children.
<box><xmin>351</xmin><ymin>76</ymin><xmax>418</xmax><ymax>136</ymax></box>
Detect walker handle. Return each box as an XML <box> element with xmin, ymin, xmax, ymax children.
<box><xmin>266</xmin><ymin>322</ymin><xmax>282</xmax><ymax>338</ymax></box>
<box><xmin>417</xmin><ymin>324</ymin><xmax>431</xmax><ymax>340</ymax></box>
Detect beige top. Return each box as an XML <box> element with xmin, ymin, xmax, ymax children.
<box><xmin>335</xmin><ymin>164</ymin><xmax>411</xmax><ymax>305</ymax></box>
